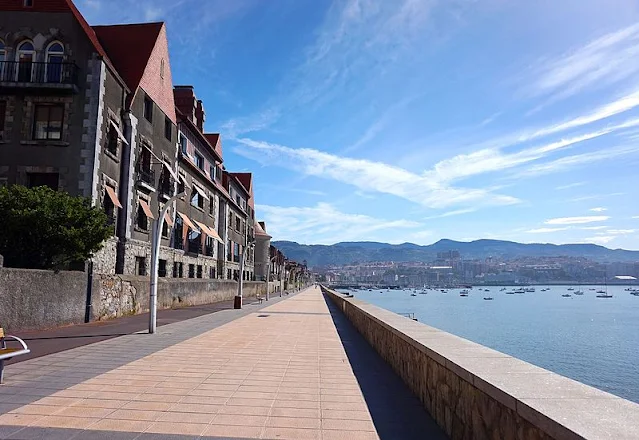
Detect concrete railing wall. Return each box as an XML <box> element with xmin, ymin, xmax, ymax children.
<box><xmin>0</xmin><ymin>267</ymin><xmax>267</xmax><ymax>331</ymax></box>
<box><xmin>322</xmin><ymin>286</ymin><xmax>639</xmax><ymax>440</ymax></box>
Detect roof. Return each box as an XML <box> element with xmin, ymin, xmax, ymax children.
<box><xmin>204</xmin><ymin>134</ymin><xmax>223</xmax><ymax>161</ymax></box>
<box><xmin>92</xmin><ymin>22</ymin><xmax>163</xmax><ymax>94</ymax></box>
<box><xmin>231</xmin><ymin>172</ymin><xmax>255</xmax><ymax>209</ymax></box>
<box><xmin>176</xmin><ymin>108</ymin><xmax>223</xmax><ymax>163</ymax></box>
<box><xmin>254</xmin><ymin>222</ymin><xmax>272</xmax><ymax>239</ymax></box>
<box><xmin>0</xmin><ymin>0</ymin><xmax>125</xmax><ymax>88</ymax></box>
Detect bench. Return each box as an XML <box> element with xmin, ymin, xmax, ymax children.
<box><xmin>0</xmin><ymin>327</ymin><xmax>30</xmax><ymax>384</ymax></box>
<box><xmin>256</xmin><ymin>296</ymin><xmax>264</xmax><ymax>304</ymax></box>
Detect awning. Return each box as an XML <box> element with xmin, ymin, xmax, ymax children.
<box><xmin>176</xmin><ymin>211</ymin><xmax>198</xmax><ymax>232</ymax></box>
<box><xmin>104</xmin><ymin>185</ymin><xmax>122</xmax><ymax>209</ymax></box>
<box><xmin>164</xmin><ymin>211</ymin><xmax>174</xmax><ymax>227</ymax></box>
<box><xmin>109</xmin><ymin>120</ymin><xmax>128</xmax><ymax>145</ymax></box>
<box><xmin>178</xmin><ymin>173</ymin><xmax>191</xmax><ymax>191</ymax></box>
<box><xmin>139</xmin><ymin>199</ymin><xmax>155</xmax><ymax>219</ymax></box>
<box><xmin>194</xmin><ymin>220</ymin><xmax>213</xmax><ymax>236</ymax></box>
<box><xmin>193</xmin><ymin>221</ymin><xmax>224</xmax><ymax>244</ymax></box>
<box><xmin>163</xmin><ymin>161</ymin><xmax>179</xmax><ymax>181</ymax></box>
<box><xmin>193</xmin><ymin>184</ymin><xmax>209</xmax><ymax>200</ymax></box>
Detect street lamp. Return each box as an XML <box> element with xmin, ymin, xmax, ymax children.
<box><xmin>266</xmin><ymin>254</ymin><xmax>279</xmax><ymax>301</ymax></box>
<box><xmin>148</xmin><ymin>188</ymin><xmax>187</xmax><ymax>334</ymax></box>
<box><xmin>234</xmin><ymin>239</ymin><xmax>255</xmax><ymax>309</ymax></box>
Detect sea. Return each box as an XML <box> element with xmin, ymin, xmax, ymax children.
<box><xmin>339</xmin><ymin>285</ymin><xmax>639</xmax><ymax>404</ymax></box>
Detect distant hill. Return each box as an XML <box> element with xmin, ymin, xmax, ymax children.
<box><xmin>272</xmin><ymin>239</ymin><xmax>639</xmax><ymax>267</ymax></box>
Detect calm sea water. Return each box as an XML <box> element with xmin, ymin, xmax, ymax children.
<box><xmin>342</xmin><ymin>285</ymin><xmax>639</xmax><ymax>403</ymax></box>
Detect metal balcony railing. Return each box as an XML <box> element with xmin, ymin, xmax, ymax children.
<box><xmin>0</xmin><ymin>61</ymin><xmax>79</xmax><ymax>86</ymax></box>
<box><xmin>188</xmin><ymin>240</ymin><xmax>202</xmax><ymax>255</ymax></box>
<box><xmin>136</xmin><ymin>163</ymin><xmax>155</xmax><ymax>186</ymax></box>
<box><xmin>159</xmin><ymin>174</ymin><xmax>174</xmax><ymax>197</ymax></box>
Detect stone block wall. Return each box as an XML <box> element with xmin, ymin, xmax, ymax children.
<box><xmin>322</xmin><ymin>286</ymin><xmax>639</xmax><ymax>440</ymax></box>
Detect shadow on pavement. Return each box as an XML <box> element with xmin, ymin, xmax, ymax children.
<box><xmin>0</xmin><ymin>425</ymin><xmax>257</xmax><ymax>439</ymax></box>
<box><xmin>322</xmin><ymin>293</ymin><xmax>447</xmax><ymax>440</ymax></box>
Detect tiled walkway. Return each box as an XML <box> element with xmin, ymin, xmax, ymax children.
<box><xmin>0</xmin><ymin>287</ymin><xmax>445</xmax><ymax>440</ymax></box>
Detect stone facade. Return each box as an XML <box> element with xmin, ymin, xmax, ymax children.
<box><xmin>322</xmin><ymin>286</ymin><xmax>637</xmax><ymax>440</ymax></box>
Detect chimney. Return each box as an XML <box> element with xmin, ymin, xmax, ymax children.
<box><xmin>173</xmin><ymin>86</ymin><xmax>196</xmax><ymax>123</ymax></box>
<box><xmin>195</xmin><ymin>100</ymin><xmax>205</xmax><ymax>132</ymax></box>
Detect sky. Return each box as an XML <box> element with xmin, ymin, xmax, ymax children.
<box><xmin>79</xmin><ymin>0</ymin><xmax>639</xmax><ymax>249</ymax></box>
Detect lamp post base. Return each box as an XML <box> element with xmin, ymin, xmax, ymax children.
<box><xmin>234</xmin><ymin>295</ymin><xmax>242</xmax><ymax>309</ymax></box>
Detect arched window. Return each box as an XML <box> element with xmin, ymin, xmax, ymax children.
<box><xmin>16</xmin><ymin>40</ymin><xmax>35</xmax><ymax>82</ymax></box>
<box><xmin>46</xmin><ymin>41</ymin><xmax>64</xmax><ymax>83</ymax></box>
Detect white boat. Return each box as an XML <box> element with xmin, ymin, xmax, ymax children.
<box><xmin>574</xmin><ymin>290</ymin><xmax>584</xmax><ymax>295</ymax></box>
<box><xmin>567</xmin><ymin>287</ymin><xmax>574</xmax><ymax>291</ymax></box>
<box><xmin>596</xmin><ymin>278</ymin><xmax>612</xmax><ymax>298</ymax></box>
<box><xmin>483</xmin><ymin>296</ymin><xmax>494</xmax><ymax>300</ymax></box>
<box><xmin>514</xmin><ymin>288</ymin><xmax>526</xmax><ymax>294</ymax></box>
<box><xmin>561</xmin><ymin>293</ymin><xmax>571</xmax><ymax>298</ymax></box>
<box><xmin>525</xmin><ymin>287</ymin><xmax>535</xmax><ymax>292</ymax></box>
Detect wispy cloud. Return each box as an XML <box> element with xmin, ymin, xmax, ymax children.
<box><xmin>260</xmin><ymin>184</ymin><xmax>326</xmax><ymax>197</ymax></box>
<box><xmin>423</xmin><ymin>208</ymin><xmax>477</xmax><ymax>220</ymax></box>
<box><xmin>584</xmin><ymin>236</ymin><xmax>616</xmax><ymax>245</ymax></box>
<box><xmin>235</xmin><ymin>139</ymin><xmax>520</xmax><ymax>209</ymax></box>
<box><xmin>581</xmin><ymin>226</ymin><xmax>608</xmax><ymax>230</ymax></box>
<box><xmin>556</xmin><ymin>182</ymin><xmax>587</xmax><ymax>190</ymax></box>
<box><xmin>526</xmin><ymin>227</ymin><xmax>570</xmax><ymax>233</ymax></box>
<box><xmin>545</xmin><ymin>216</ymin><xmax>610</xmax><ymax>225</ymax></box>
<box><xmin>590</xmin><ymin>207</ymin><xmax>608</xmax><ymax>212</ymax></box>
<box><xmin>255</xmin><ymin>202</ymin><xmax>422</xmax><ymax>244</ymax></box>
<box><xmin>606</xmin><ymin>229</ymin><xmax>636</xmax><ymax>235</ymax></box>
<box><xmin>529</xmin><ymin>23</ymin><xmax>639</xmax><ymax>101</ymax></box>
<box><xmin>570</xmin><ymin>193</ymin><xmax>626</xmax><ymax>202</ymax></box>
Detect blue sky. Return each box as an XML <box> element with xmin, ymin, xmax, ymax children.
<box><xmin>80</xmin><ymin>0</ymin><xmax>639</xmax><ymax>249</ymax></box>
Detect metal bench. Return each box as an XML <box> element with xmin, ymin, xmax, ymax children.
<box><xmin>0</xmin><ymin>327</ymin><xmax>30</xmax><ymax>384</ymax></box>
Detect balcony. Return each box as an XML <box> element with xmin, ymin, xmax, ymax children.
<box><xmin>136</xmin><ymin>164</ymin><xmax>155</xmax><ymax>188</ymax></box>
<box><xmin>188</xmin><ymin>240</ymin><xmax>202</xmax><ymax>255</ymax></box>
<box><xmin>159</xmin><ymin>174</ymin><xmax>174</xmax><ymax>198</ymax></box>
<box><xmin>0</xmin><ymin>61</ymin><xmax>79</xmax><ymax>93</ymax></box>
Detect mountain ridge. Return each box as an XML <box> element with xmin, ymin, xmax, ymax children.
<box><xmin>272</xmin><ymin>239</ymin><xmax>639</xmax><ymax>267</ymax></box>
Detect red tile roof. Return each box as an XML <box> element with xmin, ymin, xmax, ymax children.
<box><xmin>92</xmin><ymin>22</ymin><xmax>163</xmax><ymax>94</ymax></box>
<box><xmin>204</xmin><ymin>134</ymin><xmax>223</xmax><ymax>161</ymax></box>
<box><xmin>254</xmin><ymin>221</ymin><xmax>272</xmax><ymax>239</ymax></box>
<box><xmin>230</xmin><ymin>172</ymin><xmax>255</xmax><ymax>209</ymax></box>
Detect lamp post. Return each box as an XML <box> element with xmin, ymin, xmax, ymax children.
<box><xmin>149</xmin><ymin>190</ymin><xmax>186</xmax><ymax>334</ymax></box>
<box><xmin>266</xmin><ymin>255</ymin><xmax>278</xmax><ymax>301</ymax></box>
<box><xmin>234</xmin><ymin>239</ymin><xmax>255</xmax><ymax>309</ymax></box>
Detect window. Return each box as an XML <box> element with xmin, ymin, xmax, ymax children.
<box><xmin>179</xmin><ymin>133</ymin><xmax>187</xmax><ymax>154</ymax></box>
<box><xmin>197</xmin><ymin>265</ymin><xmax>203</xmax><ymax>279</ymax></box>
<box><xmin>173</xmin><ymin>262</ymin><xmax>183</xmax><ymax>278</ymax></box>
<box><xmin>103</xmin><ymin>187</ymin><xmax>116</xmax><ymax>225</ymax></box>
<box><xmin>190</xmin><ymin>188</ymin><xmax>203</xmax><ymax>209</ymax></box>
<box><xmin>158</xmin><ymin>259</ymin><xmax>167</xmax><ymax>278</ymax></box>
<box><xmin>188</xmin><ymin>264</ymin><xmax>195</xmax><ymax>278</ymax></box>
<box><xmin>227</xmin><ymin>269</ymin><xmax>232</xmax><ymax>280</ymax></box>
<box><xmin>135</xmin><ymin>257</ymin><xmax>147</xmax><ymax>276</ymax></box>
<box><xmin>0</xmin><ymin>101</ymin><xmax>6</xmax><ymax>140</ymax></box>
<box><xmin>33</xmin><ymin>104</ymin><xmax>64</xmax><ymax>140</ymax></box>
<box><xmin>137</xmin><ymin>203</ymin><xmax>149</xmax><ymax>231</ymax></box>
<box><xmin>160</xmin><ymin>59</ymin><xmax>165</xmax><ymax>79</ymax></box>
<box><xmin>27</xmin><ymin>172</ymin><xmax>58</xmax><ymax>190</ymax></box>
<box><xmin>46</xmin><ymin>41</ymin><xmax>64</xmax><ymax>83</ymax></box>
<box><xmin>209</xmin><ymin>199</ymin><xmax>215</xmax><ymax>216</ymax></box>
<box><xmin>209</xmin><ymin>267</ymin><xmax>216</xmax><ymax>279</ymax></box>
<box><xmin>161</xmin><ymin>221</ymin><xmax>169</xmax><ymax>238</ymax></box>
<box><xmin>106</xmin><ymin>121</ymin><xmax>120</xmax><ymax>156</ymax></box>
<box><xmin>0</xmin><ymin>40</ymin><xmax>5</xmax><ymax>81</ymax></box>
<box><xmin>236</xmin><ymin>217</ymin><xmax>241</xmax><ymax>232</ymax></box>
<box><xmin>16</xmin><ymin>41</ymin><xmax>35</xmax><ymax>82</ymax></box>
<box><xmin>194</xmin><ymin>152</ymin><xmax>204</xmax><ymax>169</ymax></box>
<box><xmin>209</xmin><ymin>165</ymin><xmax>216</xmax><ymax>180</ymax></box>
<box><xmin>164</xmin><ymin>117</ymin><xmax>172</xmax><ymax>140</ymax></box>
<box><xmin>143</xmin><ymin>95</ymin><xmax>153</xmax><ymax>122</ymax></box>
<box><xmin>24</xmin><ymin>0</ymin><xmax>34</xmax><ymax>6</ymax></box>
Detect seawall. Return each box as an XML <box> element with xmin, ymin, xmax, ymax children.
<box><xmin>322</xmin><ymin>286</ymin><xmax>639</xmax><ymax>440</ymax></box>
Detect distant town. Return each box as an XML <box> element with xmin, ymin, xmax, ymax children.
<box><xmin>315</xmin><ymin>250</ymin><xmax>639</xmax><ymax>287</ymax></box>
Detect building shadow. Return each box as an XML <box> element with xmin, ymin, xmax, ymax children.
<box><xmin>322</xmin><ymin>293</ymin><xmax>447</xmax><ymax>440</ymax></box>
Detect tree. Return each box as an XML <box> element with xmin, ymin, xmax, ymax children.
<box><xmin>0</xmin><ymin>185</ymin><xmax>113</xmax><ymax>269</ymax></box>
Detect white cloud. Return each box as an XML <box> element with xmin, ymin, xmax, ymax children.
<box><xmin>581</xmin><ymin>226</ymin><xmax>608</xmax><ymax>230</ymax></box>
<box><xmin>545</xmin><ymin>216</ymin><xmax>610</xmax><ymax>225</ymax></box>
<box><xmin>584</xmin><ymin>236</ymin><xmax>616</xmax><ymax>245</ymax></box>
<box><xmin>633</xmin><ymin>216</ymin><xmax>639</xmax><ymax>219</ymax></box>
<box><xmin>526</xmin><ymin>227</ymin><xmax>570</xmax><ymax>233</ymax></box>
<box><xmin>519</xmin><ymin>144</ymin><xmax>639</xmax><ymax>177</ymax></box>
<box><xmin>556</xmin><ymin>182</ymin><xmax>587</xmax><ymax>190</ymax></box>
<box><xmin>255</xmin><ymin>202</ymin><xmax>422</xmax><ymax>244</ymax></box>
<box><xmin>235</xmin><ymin>139</ymin><xmax>520</xmax><ymax>209</ymax></box>
<box><xmin>424</xmin><ymin>208</ymin><xmax>477</xmax><ymax>220</ymax></box>
<box><xmin>590</xmin><ymin>207</ymin><xmax>608</xmax><ymax>212</ymax></box>
<box><xmin>530</xmin><ymin>23</ymin><xmax>639</xmax><ymax>100</ymax></box>
<box><xmin>606</xmin><ymin>229</ymin><xmax>636</xmax><ymax>235</ymax></box>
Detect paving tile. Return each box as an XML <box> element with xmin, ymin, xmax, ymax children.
<box><xmin>273</xmin><ymin>399</ymin><xmax>320</xmax><ymax>409</ymax></box>
<box><xmin>36</xmin><ymin>415</ymin><xmax>96</xmax><ymax>429</ymax></box>
<box><xmin>105</xmin><ymin>409</ymin><xmax>163</xmax><ymax>421</ymax></box>
<box><xmin>201</xmin><ymin>424</ymin><xmax>263</xmax><ymax>438</ymax></box>
<box><xmin>262</xmin><ymin>426</ymin><xmax>321</xmax><ymax>440</ymax></box>
<box><xmin>321</xmin><ymin>430</ymin><xmax>380</xmax><ymax>440</ymax></box>
<box><xmin>321</xmin><ymin>409</ymin><xmax>372</xmax><ymax>421</ymax></box>
<box><xmin>210</xmin><ymin>413</ymin><xmax>267</xmax><ymax>426</ymax></box>
<box><xmin>144</xmin><ymin>421</ymin><xmax>208</xmax><ymax>436</ymax></box>
<box><xmin>217</xmin><ymin>405</ymin><xmax>271</xmax><ymax>416</ymax></box>
<box><xmin>168</xmin><ymin>403</ymin><xmax>222</xmax><ymax>414</ymax></box>
<box><xmin>266</xmin><ymin>416</ymin><xmax>321</xmax><ymax>429</ymax></box>
<box><xmin>156</xmin><ymin>411</ymin><xmax>215</xmax><ymax>424</ymax></box>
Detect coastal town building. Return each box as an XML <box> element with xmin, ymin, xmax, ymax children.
<box><xmin>0</xmin><ymin>0</ymin><xmax>303</xmax><ymax>283</ymax></box>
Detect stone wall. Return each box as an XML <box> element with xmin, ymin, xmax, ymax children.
<box><xmin>322</xmin><ymin>286</ymin><xmax>639</xmax><ymax>440</ymax></box>
<box><xmin>0</xmin><ymin>266</ymin><xmax>267</xmax><ymax>331</ymax></box>
<box><xmin>0</xmin><ymin>268</ymin><xmax>98</xmax><ymax>331</ymax></box>
<box><xmin>97</xmin><ymin>275</ymin><xmax>266</xmax><ymax>320</ymax></box>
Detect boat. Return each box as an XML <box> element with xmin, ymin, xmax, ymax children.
<box><xmin>525</xmin><ymin>287</ymin><xmax>535</xmax><ymax>292</ymax></box>
<box><xmin>460</xmin><ymin>292</ymin><xmax>469</xmax><ymax>297</ymax></box>
<box><xmin>500</xmin><ymin>288</ymin><xmax>506</xmax><ymax>291</ymax></box>
<box><xmin>596</xmin><ymin>290</ymin><xmax>606</xmax><ymax>294</ymax></box>
<box><xmin>596</xmin><ymin>278</ymin><xmax>613</xmax><ymax>298</ymax></box>
<box><xmin>631</xmin><ymin>292</ymin><xmax>639</xmax><ymax>296</ymax></box>
<box><xmin>514</xmin><ymin>288</ymin><xmax>526</xmax><ymax>294</ymax></box>
<box><xmin>561</xmin><ymin>293</ymin><xmax>571</xmax><ymax>298</ymax></box>
<box><xmin>505</xmin><ymin>291</ymin><xmax>515</xmax><ymax>295</ymax></box>
<box><xmin>411</xmin><ymin>293</ymin><xmax>417</xmax><ymax>297</ymax></box>
<box><xmin>589</xmin><ymin>288</ymin><xmax>596</xmax><ymax>291</ymax></box>
<box><xmin>483</xmin><ymin>296</ymin><xmax>494</xmax><ymax>300</ymax></box>
<box><xmin>460</xmin><ymin>289</ymin><xmax>469</xmax><ymax>294</ymax></box>
<box><xmin>574</xmin><ymin>290</ymin><xmax>584</xmax><ymax>295</ymax></box>
<box><xmin>567</xmin><ymin>287</ymin><xmax>574</xmax><ymax>291</ymax></box>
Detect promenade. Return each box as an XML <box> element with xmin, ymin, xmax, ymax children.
<box><xmin>0</xmin><ymin>287</ymin><xmax>444</xmax><ymax>440</ymax></box>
